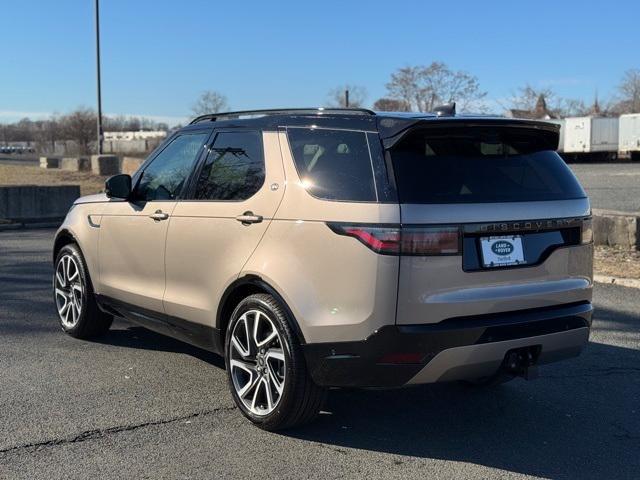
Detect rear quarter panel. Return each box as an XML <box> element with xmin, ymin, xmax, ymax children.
<box><xmin>241</xmin><ymin>131</ymin><xmax>400</xmax><ymax>344</ymax></box>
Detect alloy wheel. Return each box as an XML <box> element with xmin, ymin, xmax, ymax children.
<box><xmin>54</xmin><ymin>254</ymin><xmax>84</xmax><ymax>329</ymax></box>
<box><xmin>229</xmin><ymin>309</ymin><xmax>286</xmax><ymax>416</ymax></box>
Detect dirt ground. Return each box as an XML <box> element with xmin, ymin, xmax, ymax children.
<box><xmin>594</xmin><ymin>245</ymin><xmax>640</xmax><ymax>280</ymax></box>
<box><xmin>0</xmin><ymin>164</ymin><xmax>106</xmax><ymax>196</ymax></box>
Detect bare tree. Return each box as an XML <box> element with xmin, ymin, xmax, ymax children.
<box><xmin>372</xmin><ymin>98</ymin><xmax>410</xmax><ymax>111</ymax></box>
<box><xmin>192</xmin><ymin>91</ymin><xmax>229</xmax><ymax>116</ymax></box>
<box><xmin>61</xmin><ymin>108</ymin><xmax>97</xmax><ymax>154</ymax></box>
<box><xmin>385</xmin><ymin>62</ymin><xmax>486</xmax><ymax>112</ymax></box>
<box><xmin>612</xmin><ymin>68</ymin><xmax>640</xmax><ymax>114</ymax></box>
<box><xmin>327</xmin><ymin>85</ymin><xmax>368</xmax><ymax>108</ymax></box>
<box><xmin>507</xmin><ymin>84</ymin><xmax>600</xmax><ymax>117</ymax></box>
<box><xmin>508</xmin><ymin>85</ymin><xmax>558</xmax><ymax>112</ymax></box>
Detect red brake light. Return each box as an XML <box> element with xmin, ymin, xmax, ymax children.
<box><xmin>328</xmin><ymin>224</ymin><xmax>460</xmax><ymax>256</ymax></box>
<box><xmin>337</xmin><ymin>226</ymin><xmax>401</xmax><ymax>254</ymax></box>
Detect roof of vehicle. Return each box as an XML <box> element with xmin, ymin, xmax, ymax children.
<box><xmin>182</xmin><ymin>107</ymin><xmax>560</xmax><ymax>148</ymax></box>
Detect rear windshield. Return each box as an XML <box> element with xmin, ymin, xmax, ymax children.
<box><xmin>390</xmin><ymin>127</ymin><xmax>586</xmax><ymax>204</ymax></box>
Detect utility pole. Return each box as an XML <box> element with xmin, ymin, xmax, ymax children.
<box><xmin>95</xmin><ymin>0</ymin><xmax>103</xmax><ymax>155</ymax></box>
<box><xmin>344</xmin><ymin>89</ymin><xmax>350</xmax><ymax>108</ymax></box>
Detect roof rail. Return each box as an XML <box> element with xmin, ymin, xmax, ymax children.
<box><xmin>189</xmin><ymin>107</ymin><xmax>376</xmax><ymax>125</ymax></box>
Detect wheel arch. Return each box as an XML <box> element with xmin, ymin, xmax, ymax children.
<box><xmin>53</xmin><ymin>229</ymin><xmax>79</xmax><ymax>264</ymax></box>
<box><xmin>216</xmin><ymin>275</ymin><xmax>307</xmax><ymax>348</ymax></box>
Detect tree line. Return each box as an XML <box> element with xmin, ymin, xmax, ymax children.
<box><xmin>0</xmin><ymin>109</ymin><xmax>169</xmax><ymax>154</ymax></box>
<box><xmin>194</xmin><ymin>63</ymin><xmax>640</xmax><ymax>117</ymax></box>
<box><xmin>2</xmin><ymin>63</ymin><xmax>638</xmax><ymax>155</ymax></box>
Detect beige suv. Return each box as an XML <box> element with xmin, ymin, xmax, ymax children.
<box><xmin>53</xmin><ymin>107</ymin><xmax>593</xmax><ymax>430</ymax></box>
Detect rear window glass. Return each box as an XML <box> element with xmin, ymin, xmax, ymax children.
<box><xmin>390</xmin><ymin>127</ymin><xmax>586</xmax><ymax>204</ymax></box>
<box><xmin>287</xmin><ymin>128</ymin><xmax>377</xmax><ymax>202</ymax></box>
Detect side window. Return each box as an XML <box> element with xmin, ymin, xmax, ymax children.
<box><xmin>286</xmin><ymin>128</ymin><xmax>377</xmax><ymax>202</ymax></box>
<box><xmin>194</xmin><ymin>131</ymin><xmax>265</xmax><ymax>201</ymax></box>
<box><xmin>135</xmin><ymin>133</ymin><xmax>208</xmax><ymax>201</ymax></box>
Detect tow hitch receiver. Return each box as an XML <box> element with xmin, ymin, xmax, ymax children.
<box><xmin>502</xmin><ymin>346</ymin><xmax>541</xmax><ymax>380</ymax></box>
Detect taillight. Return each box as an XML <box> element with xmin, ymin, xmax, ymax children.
<box><xmin>581</xmin><ymin>217</ymin><xmax>593</xmax><ymax>244</ymax></box>
<box><xmin>328</xmin><ymin>223</ymin><xmax>460</xmax><ymax>256</ymax></box>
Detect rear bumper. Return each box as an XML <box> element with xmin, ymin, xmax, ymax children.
<box><xmin>302</xmin><ymin>302</ymin><xmax>592</xmax><ymax>388</ymax></box>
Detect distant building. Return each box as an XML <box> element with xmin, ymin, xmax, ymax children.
<box><xmin>104</xmin><ymin>130</ymin><xmax>167</xmax><ymax>141</ymax></box>
<box><xmin>507</xmin><ymin>94</ymin><xmax>559</xmax><ymax>120</ymax></box>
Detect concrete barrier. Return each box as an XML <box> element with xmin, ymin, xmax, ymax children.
<box><xmin>91</xmin><ymin>154</ymin><xmax>120</xmax><ymax>175</ymax></box>
<box><xmin>39</xmin><ymin>156</ymin><xmax>60</xmax><ymax>169</ymax></box>
<box><xmin>593</xmin><ymin>209</ymin><xmax>640</xmax><ymax>250</ymax></box>
<box><xmin>121</xmin><ymin>156</ymin><xmax>145</xmax><ymax>176</ymax></box>
<box><xmin>0</xmin><ymin>185</ymin><xmax>80</xmax><ymax>223</ymax></box>
<box><xmin>61</xmin><ymin>157</ymin><xmax>91</xmax><ymax>172</ymax></box>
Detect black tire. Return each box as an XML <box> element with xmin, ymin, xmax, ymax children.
<box><xmin>53</xmin><ymin>243</ymin><xmax>113</xmax><ymax>339</ymax></box>
<box><xmin>224</xmin><ymin>293</ymin><xmax>327</xmax><ymax>431</ymax></box>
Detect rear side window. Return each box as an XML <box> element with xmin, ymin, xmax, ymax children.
<box><xmin>390</xmin><ymin>127</ymin><xmax>586</xmax><ymax>204</ymax></box>
<box><xmin>194</xmin><ymin>131</ymin><xmax>265</xmax><ymax>201</ymax></box>
<box><xmin>287</xmin><ymin>128</ymin><xmax>377</xmax><ymax>202</ymax></box>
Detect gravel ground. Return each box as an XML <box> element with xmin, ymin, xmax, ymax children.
<box><xmin>595</xmin><ymin>246</ymin><xmax>640</xmax><ymax>279</ymax></box>
<box><xmin>0</xmin><ymin>229</ymin><xmax>639</xmax><ymax>479</ymax></box>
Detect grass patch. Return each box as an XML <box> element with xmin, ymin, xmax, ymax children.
<box><xmin>0</xmin><ymin>164</ymin><xmax>106</xmax><ymax>196</ymax></box>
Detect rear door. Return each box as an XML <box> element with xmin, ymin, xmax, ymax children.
<box><xmin>163</xmin><ymin>130</ymin><xmax>285</xmax><ymax>330</ymax></box>
<box><xmin>388</xmin><ymin>124</ymin><xmax>592</xmax><ymax>325</ymax></box>
<box><xmin>98</xmin><ymin>131</ymin><xmax>209</xmax><ymax>312</ymax></box>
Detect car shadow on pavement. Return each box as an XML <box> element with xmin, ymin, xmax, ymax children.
<box><xmin>96</xmin><ymin>324</ymin><xmax>226</xmax><ymax>369</ymax></box>
<box><xmin>283</xmin><ymin>305</ymin><xmax>640</xmax><ymax>479</ymax></box>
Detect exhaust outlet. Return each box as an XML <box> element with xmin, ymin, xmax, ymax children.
<box><xmin>502</xmin><ymin>346</ymin><xmax>541</xmax><ymax>380</ymax></box>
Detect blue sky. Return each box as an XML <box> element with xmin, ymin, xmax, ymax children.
<box><xmin>1</xmin><ymin>0</ymin><xmax>638</xmax><ymax>125</ymax></box>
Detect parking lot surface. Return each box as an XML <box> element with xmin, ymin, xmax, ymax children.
<box><xmin>0</xmin><ymin>229</ymin><xmax>639</xmax><ymax>479</ymax></box>
<box><xmin>570</xmin><ymin>163</ymin><xmax>640</xmax><ymax>213</ymax></box>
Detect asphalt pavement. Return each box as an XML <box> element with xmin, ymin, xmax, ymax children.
<box><xmin>0</xmin><ymin>229</ymin><xmax>639</xmax><ymax>479</ymax></box>
<box><xmin>570</xmin><ymin>163</ymin><xmax>640</xmax><ymax>213</ymax></box>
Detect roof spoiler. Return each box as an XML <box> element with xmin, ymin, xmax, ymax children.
<box><xmin>379</xmin><ymin>118</ymin><xmax>561</xmax><ymax>150</ymax></box>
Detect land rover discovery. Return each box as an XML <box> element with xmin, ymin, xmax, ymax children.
<box><xmin>52</xmin><ymin>106</ymin><xmax>593</xmax><ymax>430</ymax></box>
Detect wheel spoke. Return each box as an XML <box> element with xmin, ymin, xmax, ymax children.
<box><xmin>253</xmin><ymin>311</ymin><xmax>277</xmax><ymax>348</ymax></box>
<box><xmin>56</xmin><ymin>269</ymin><xmax>65</xmax><ymax>288</ymax></box>
<box><xmin>267</xmin><ymin>362</ymin><xmax>284</xmax><ymax>395</ymax></box>
<box><xmin>262</xmin><ymin>377</ymin><xmax>274</xmax><ymax>411</ymax></box>
<box><xmin>231</xmin><ymin>318</ymin><xmax>251</xmax><ymax>358</ymax></box>
<box><xmin>65</xmin><ymin>256</ymin><xmax>71</xmax><ymax>281</ymax></box>
<box><xmin>230</xmin><ymin>359</ymin><xmax>260</xmax><ymax>398</ymax></box>
<box><xmin>59</xmin><ymin>296</ymin><xmax>70</xmax><ymax>315</ymax></box>
<box><xmin>265</xmin><ymin>348</ymin><xmax>285</xmax><ymax>362</ymax></box>
<box><xmin>68</xmin><ymin>267</ymin><xmax>79</xmax><ymax>282</ymax></box>
<box><xmin>250</xmin><ymin>378</ymin><xmax>262</xmax><ymax>411</ymax></box>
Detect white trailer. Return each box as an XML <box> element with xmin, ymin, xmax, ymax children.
<box><xmin>591</xmin><ymin>118</ymin><xmax>618</xmax><ymax>152</ymax></box>
<box><xmin>544</xmin><ymin>119</ymin><xmax>564</xmax><ymax>152</ymax></box>
<box><xmin>563</xmin><ymin>116</ymin><xmax>618</xmax><ymax>154</ymax></box>
<box><xmin>619</xmin><ymin>113</ymin><xmax>640</xmax><ymax>155</ymax></box>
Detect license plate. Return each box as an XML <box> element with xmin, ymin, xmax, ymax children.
<box><xmin>479</xmin><ymin>235</ymin><xmax>525</xmax><ymax>267</ymax></box>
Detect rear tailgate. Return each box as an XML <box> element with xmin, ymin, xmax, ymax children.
<box><xmin>388</xmin><ymin>122</ymin><xmax>593</xmax><ymax>325</ymax></box>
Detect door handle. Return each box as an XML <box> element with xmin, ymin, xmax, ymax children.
<box><xmin>149</xmin><ymin>210</ymin><xmax>169</xmax><ymax>221</ymax></box>
<box><xmin>236</xmin><ymin>211</ymin><xmax>263</xmax><ymax>225</ymax></box>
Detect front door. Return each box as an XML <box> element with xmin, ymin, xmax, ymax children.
<box><xmin>98</xmin><ymin>131</ymin><xmax>210</xmax><ymax>312</ymax></box>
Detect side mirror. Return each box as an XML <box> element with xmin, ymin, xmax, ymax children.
<box><xmin>105</xmin><ymin>174</ymin><xmax>132</xmax><ymax>199</ymax></box>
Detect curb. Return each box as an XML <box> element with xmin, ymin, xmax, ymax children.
<box><xmin>0</xmin><ymin>221</ymin><xmax>61</xmax><ymax>231</ymax></box>
<box><xmin>594</xmin><ymin>274</ymin><xmax>640</xmax><ymax>289</ymax></box>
